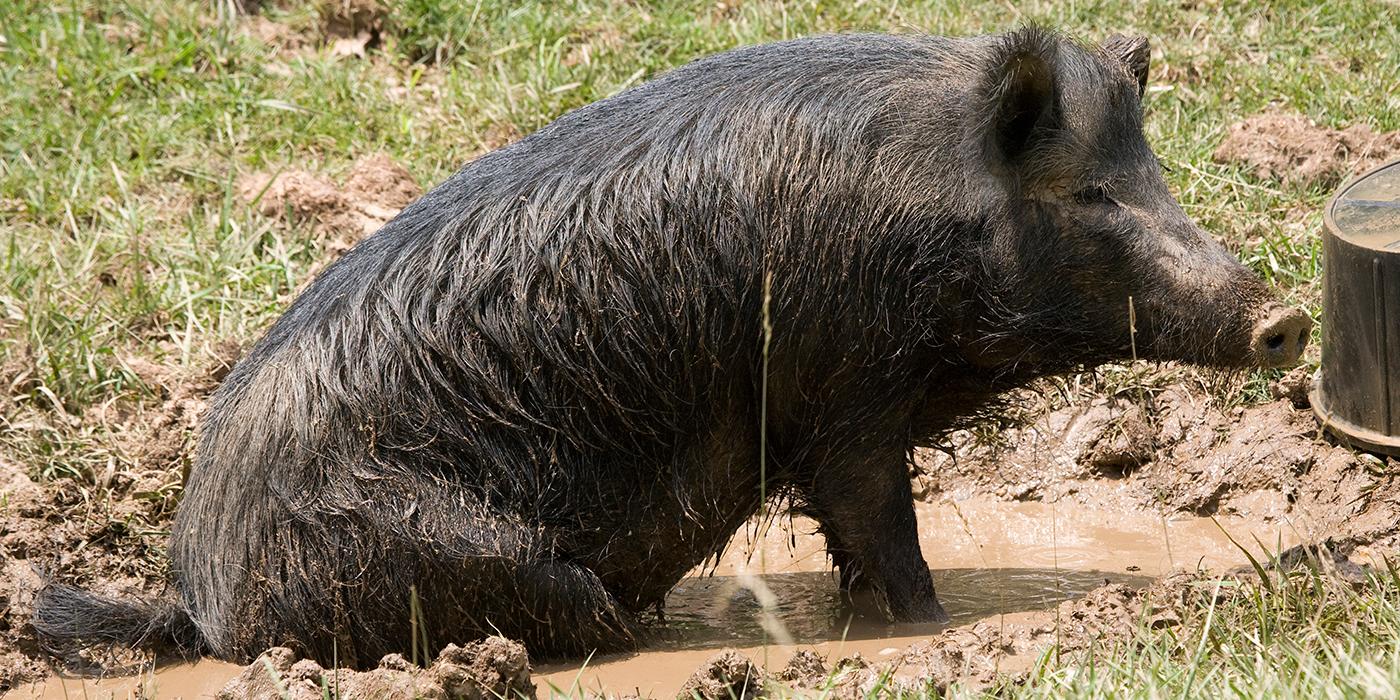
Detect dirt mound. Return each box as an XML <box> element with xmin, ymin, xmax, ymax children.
<box><xmin>1213</xmin><ymin>109</ymin><xmax>1400</xmax><ymax>186</ymax></box>
<box><xmin>238</xmin><ymin>153</ymin><xmax>421</xmax><ymax>257</ymax></box>
<box><xmin>916</xmin><ymin>380</ymin><xmax>1400</xmax><ymax>550</ymax></box>
<box><xmin>316</xmin><ymin>0</ymin><xmax>385</xmax><ymax>58</ymax></box>
<box><xmin>680</xmin><ymin>650</ymin><xmax>767</xmax><ymax>700</ymax></box>
<box><xmin>216</xmin><ymin>637</ymin><xmax>534</xmax><ymax>699</ymax></box>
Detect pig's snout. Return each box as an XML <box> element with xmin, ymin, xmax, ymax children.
<box><xmin>1250</xmin><ymin>304</ymin><xmax>1312</xmax><ymax>368</ymax></box>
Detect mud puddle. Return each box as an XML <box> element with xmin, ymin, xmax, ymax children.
<box><xmin>535</xmin><ymin>497</ymin><xmax>1302</xmax><ymax>697</ymax></box>
<box><xmin>4</xmin><ymin>497</ymin><xmax>1304</xmax><ymax>699</ymax></box>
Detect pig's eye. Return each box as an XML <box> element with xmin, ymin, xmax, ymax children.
<box><xmin>1073</xmin><ymin>185</ymin><xmax>1113</xmax><ymax>205</ymax></box>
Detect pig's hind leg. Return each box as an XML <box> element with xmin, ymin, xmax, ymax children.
<box><xmin>797</xmin><ymin>441</ymin><xmax>949</xmax><ymax>623</ymax></box>
<box><xmin>267</xmin><ymin>482</ymin><xmax>644</xmax><ymax>663</ymax></box>
<box><xmin>393</xmin><ymin>501</ymin><xmax>645</xmax><ymax>661</ymax></box>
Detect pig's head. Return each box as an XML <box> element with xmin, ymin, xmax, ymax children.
<box><xmin>963</xmin><ymin>28</ymin><xmax>1310</xmax><ymax>372</ymax></box>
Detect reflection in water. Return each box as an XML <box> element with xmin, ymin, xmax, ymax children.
<box><xmin>651</xmin><ymin>567</ymin><xmax>1152</xmax><ymax>651</ymax></box>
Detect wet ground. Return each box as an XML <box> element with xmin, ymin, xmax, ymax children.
<box><xmin>7</xmin><ymin>375</ymin><xmax>1394</xmax><ymax>698</ymax></box>
<box><xmin>3</xmin><ymin>496</ymin><xmax>1306</xmax><ymax>699</ymax></box>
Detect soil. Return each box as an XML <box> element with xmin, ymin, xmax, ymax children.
<box><xmin>1214</xmin><ymin>109</ymin><xmax>1400</xmax><ymax>187</ymax></box>
<box><xmin>5</xmin><ymin>285</ymin><xmax>1399</xmax><ymax>695</ymax></box>
<box><xmin>587</xmin><ymin>573</ymin><xmax>1208</xmax><ymax>698</ymax></box>
<box><xmin>317</xmin><ymin>0</ymin><xmax>386</xmax><ymax>41</ymax></box>
<box><xmin>1</xmin><ymin>340</ymin><xmax>242</xmax><ymax>692</ymax></box>
<box><xmin>237</xmin><ymin>153</ymin><xmax>422</xmax><ymax>258</ymax></box>
<box><xmin>912</xmin><ymin>368</ymin><xmax>1400</xmax><ymax>553</ymax></box>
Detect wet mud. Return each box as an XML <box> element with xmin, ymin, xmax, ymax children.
<box><xmin>8</xmin><ymin>15</ymin><xmax>1400</xmax><ymax>700</ymax></box>
<box><xmin>4</xmin><ymin>495</ymin><xmax>1308</xmax><ymax>698</ymax></box>
<box><xmin>4</xmin><ymin>365</ymin><xmax>1397</xmax><ymax>697</ymax></box>
<box><xmin>916</xmin><ymin>379</ymin><xmax>1400</xmax><ymax>553</ymax></box>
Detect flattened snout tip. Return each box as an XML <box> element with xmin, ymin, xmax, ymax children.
<box><xmin>1251</xmin><ymin>304</ymin><xmax>1313</xmax><ymax>368</ymax></box>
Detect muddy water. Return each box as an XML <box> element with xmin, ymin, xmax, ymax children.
<box><xmin>536</xmin><ymin>497</ymin><xmax>1304</xmax><ymax>697</ymax></box>
<box><xmin>5</xmin><ymin>497</ymin><xmax>1305</xmax><ymax>700</ymax></box>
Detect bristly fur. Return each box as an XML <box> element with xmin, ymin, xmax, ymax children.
<box><xmin>32</xmin><ymin>584</ymin><xmax>205</xmax><ymax>658</ymax></box>
<box><xmin>33</xmin><ymin>26</ymin><xmax>1282</xmax><ymax>667</ymax></box>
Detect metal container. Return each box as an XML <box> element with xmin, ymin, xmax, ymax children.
<box><xmin>1312</xmin><ymin>158</ymin><xmax>1400</xmax><ymax>455</ymax></box>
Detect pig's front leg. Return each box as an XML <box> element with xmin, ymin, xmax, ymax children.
<box><xmin>800</xmin><ymin>443</ymin><xmax>949</xmax><ymax>623</ymax></box>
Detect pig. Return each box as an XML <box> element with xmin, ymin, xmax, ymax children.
<box><xmin>34</xmin><ymin>27</ymin><xmax>1311</xmax><ymax>667</ymax></box>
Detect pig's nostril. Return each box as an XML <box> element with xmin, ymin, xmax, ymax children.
<box><xmin>1250</xmin><ymin>305</ymin><xmax>1311</xmax><ymax>368</ymax></box>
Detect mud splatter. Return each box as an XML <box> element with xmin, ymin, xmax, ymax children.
<box><xmin>1213</xmin><ymin>109</ymin><xmax>1400</xmax><ymax>186</ymax></box>
<box><xmin>238</xmin><ymin>153</ymin><xmax>422</xmax><ymax>257</ymax></box>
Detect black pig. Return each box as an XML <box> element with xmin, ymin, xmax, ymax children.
<box><xmin>35</xmin><ymin>27</ymin><xmax>1311</xmax><ymax>666</ymax></box>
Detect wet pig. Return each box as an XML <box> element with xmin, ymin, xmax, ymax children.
<box><xmin>35</xmin><ymin>27</ymin><xmax>1310</xmax><ymax>666</ymax></box>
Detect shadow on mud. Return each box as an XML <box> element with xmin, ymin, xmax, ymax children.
<box><xmin>648</xmin><ymin>567</ymin><xmax>1153</xmax><ymax>652</ymax></box>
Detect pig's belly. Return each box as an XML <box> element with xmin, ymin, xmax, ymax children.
<box><xmin>561</xmin><ymin>425</ymin><xmax>766</xmax><ymax>610</ymax></box>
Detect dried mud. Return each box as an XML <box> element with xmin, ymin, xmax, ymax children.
<box><xmin>213</xmin><ymin>637</ymin><xmax>533</xmax><ymax>700</ymax></box>
<box><xmin>1214</xmin><ymin>109</ymin><xmax>1400</xmax><ymax>187</ymax></box>
<box><xmin>237</xmin><ymin>153</ymin><xmax>422</xmax><ymax>258</ymax></box>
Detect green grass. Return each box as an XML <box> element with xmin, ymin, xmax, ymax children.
<box><xmin>993</xmin><ymin>564</ymin><xmax>1400</xmax><ymax>699</ymax></box>
<box><xmin>2</xmin><ymin>0</ymin><xmax>1399</xmax><ymax>696</ymax></box>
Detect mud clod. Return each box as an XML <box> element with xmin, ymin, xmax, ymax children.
<box><xmin>1214</xmin><ymin>109</ymin><xmax>1400</xmax><ymax>186</ymax></box>
<box><xmin>1257</xmin><ymin>538</ymin><xmax>1371</xmax><ymax>583</ymax></box>
<box><xmin>1270</xmin><ymin>365</ymin><xmax>1315</xmax><ymax>408</ymax></box>
<box><xmin>897</xmin><ymin>623</ymin><xmax>1015</xmax><ymax>692</ymax></box>
<box><xmin>679</xmin><ymin>650</ymin><xmax>766</xmax><ymax>700</ymax></box>
<box><xmin>215</xmin><ymin>637</ymin><xmax>534</xmax><ymax>700</ymax></box>
<box><xmin>776</xmin><ymin>649</ymin><xmax>827</xmax><ymax>684</ymax></box>
<box><xmin>431</xmin><ymin>638</ymin><xmax>535</xmax><ymax>700</ymax></box>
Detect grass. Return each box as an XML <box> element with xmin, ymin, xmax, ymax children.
<box><xmin>749</xmin><ymin>560</ymin><xmax>1400</xmax><ymax>699</ymax></box>
<box><xmin>992</xmin><ymin>563</ymin><xmax>1400</xmax><ymax>699</ymax></box>
<box><xmin>2</xmin><ymin>0</ymin><xmax>1399</xmax><ymax>697</ymax></box>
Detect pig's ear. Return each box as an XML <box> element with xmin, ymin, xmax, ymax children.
<box><xmin>1102</xmin><ymin>34</ymin><xmax>1151</xmax><ymax>97</ymax></box>
<box><xmin>982</xmin><ymin>27</ymin><xmax>1061</xmax><ymax>170</ymax></box>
